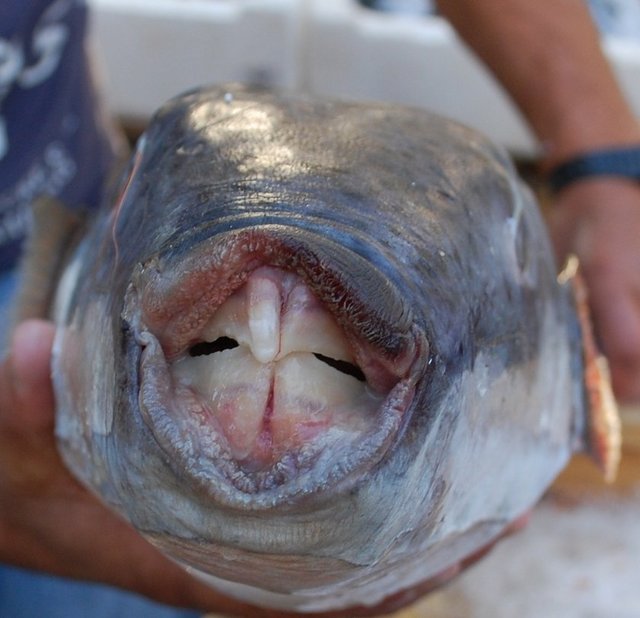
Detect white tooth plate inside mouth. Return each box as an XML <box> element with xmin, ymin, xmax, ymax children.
<box><xmin>170</xmin><ymin>266</ymin><xmax>384</xmax><ymax>465</ymax></box>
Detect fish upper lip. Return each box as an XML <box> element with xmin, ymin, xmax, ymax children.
<box><xmin>124</xmin><ymin>228</ymin><xmax>428</xmax><ymax>507</ymax></box>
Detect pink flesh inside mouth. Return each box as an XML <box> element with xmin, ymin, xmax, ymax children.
<box><xmin>169</xmin><ymin>266</ymin><xmax>388</xmax><ymax>470</ymax></box>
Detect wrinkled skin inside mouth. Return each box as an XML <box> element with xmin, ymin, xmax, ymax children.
<box><xmin>170</xmin><ymin>266</ymin><xmax>386</xmax><ymax>469</ymax></box>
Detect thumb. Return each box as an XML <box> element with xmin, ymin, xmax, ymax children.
<box><xmin>0</xmin><ymin>320</ymin><xmax>56</xmax><ymax>434</ymax></box>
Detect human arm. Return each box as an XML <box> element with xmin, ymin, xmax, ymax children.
<box><xmin>436</xmin><ymin>0</ymin><xmax>640</xmax><ymax>401</ymax></box>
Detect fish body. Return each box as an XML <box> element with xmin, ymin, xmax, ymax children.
<box><xmin>47</xmin><ymin>85</ymin><xmax>617</xmax><ymax>613</ymax></box>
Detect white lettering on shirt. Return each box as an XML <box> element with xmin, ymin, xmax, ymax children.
<box><xmin>0</xmin><ymin>0</ymin><xmax>73</xmax><ymax>161</ymax></box>
<box><xmin>0</xmin><ymin>140</ymin><xmax>77</xmax><ymax>245</ymax></box>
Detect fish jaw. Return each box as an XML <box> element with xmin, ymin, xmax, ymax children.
<box><xmin>123</xmin><ymin>229</ymin><xmax>427</xmax><ymax>507</ymax></box>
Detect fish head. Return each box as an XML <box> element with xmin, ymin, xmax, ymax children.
<box><xmin>52</xmin><ymin>85</ymin><xmax>585</xmax><ymax>613</ymax></box>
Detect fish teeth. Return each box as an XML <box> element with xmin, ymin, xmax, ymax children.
<box><xmin>198</xmin><ymin>267</ymin><xmax>354</xmax><ymax>366</ymax></box>
<box><xmin>279</xmin><ymin>282</ymin><xmax>354</xmax><ymax>363</ymax></box>
<box><xmin>248</xmin><ymin>276</ymin><xmax>281</xmax><ymax>364</ymax></box>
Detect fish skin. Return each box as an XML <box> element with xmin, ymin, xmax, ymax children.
<box><xmin>49</xmin><ymin>84</ymin><xmax>601</xmax><ymax>613</ymax></box>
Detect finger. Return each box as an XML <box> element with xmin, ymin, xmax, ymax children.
<box><xmin>0</xmin><ymin>319</ymin><xmax>56</xmax><ymax>433</ymax></box>
<box><xmin>588</xmin><ymin>281</ymin><xmax>640</xmax><ymax>402</ymax></box>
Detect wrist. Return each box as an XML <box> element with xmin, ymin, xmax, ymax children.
<box><xmin>536</xmin><ymin>103</ymin><xmax>640</xmax><ymax>175</ymax></box>
<box><xmin>547</xmin><ymin>145</ymin><xmax>640</xmax><ymax>193</ymax></box>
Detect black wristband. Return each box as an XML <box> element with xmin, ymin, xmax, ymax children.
<box><xmin>548</xmin><ymin>145</ymin><xmax>640</xmax><ymax>192</ymax></box>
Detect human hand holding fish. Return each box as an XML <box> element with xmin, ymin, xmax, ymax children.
<box><xmin>0</xmin><ymin>3</ymin><xmax>633</xmax><ymax>615</ymax></box>
<box><xmin>549</xmin><ymin>178</ymin><xmax>640</xmax><ymax>403</ymax></box>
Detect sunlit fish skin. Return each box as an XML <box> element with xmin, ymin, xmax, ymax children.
<box><xmin>49</xmin><ymin>84</ymin><xmax>618</xmax><ymax>613</ymax></box>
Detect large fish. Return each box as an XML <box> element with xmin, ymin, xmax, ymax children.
<box><xmin>25</xmin><ymin>84</ymin><xmax>619</xmax><ymax>613</ymax></box>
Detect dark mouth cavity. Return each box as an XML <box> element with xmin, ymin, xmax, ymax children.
<box><xmin>189</xmin><ymin>336</ymin><xmax>366</xmax><ymax>383</ymax></box>
<box><xmin>189</xmin><ymin>337</ymin><xmax>240</xmax><ymax>356</ymax></box>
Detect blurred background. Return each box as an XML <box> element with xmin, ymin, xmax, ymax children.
<box><xmin>88</xmin><ymin>0</ymin><xmax>640</xmax><ymax>157</ymax></box>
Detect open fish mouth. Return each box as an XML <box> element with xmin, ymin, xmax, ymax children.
<box><xmin>124</xmin><ymin>229</ymin><xmax>426</xmax><ymax>507</ymax></box>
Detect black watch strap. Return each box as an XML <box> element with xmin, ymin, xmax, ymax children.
<box><xmin>548</xmin><ymin>145</ymin><xmax>640</xmax><ymax>192</ymax></box>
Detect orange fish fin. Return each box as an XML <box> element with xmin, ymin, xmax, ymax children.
<box><xmin>559</xmin><ymin>255</ymin><xmax>621</xmax><ymax>482</ymax></box>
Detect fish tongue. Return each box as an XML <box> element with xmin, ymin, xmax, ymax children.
<box><xmin>171</xmin><ymin>266</ymin><xmax>379</xmax><ymax>466</ymax></box>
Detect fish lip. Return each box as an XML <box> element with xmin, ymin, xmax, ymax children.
<box><xmin>124</xmin><ymin>227</ymin><xmax>428</xmax><ymax>508</ymax></box>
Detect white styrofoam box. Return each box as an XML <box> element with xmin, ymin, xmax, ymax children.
<box><xmin>88</xmin><ymin>0</ymin><xmax>301</xmax><ymax>121</ymax></box>
<box><xmin>304</xmin><ymin>0</ymin><xmax>640</xmax><ymax>156</ymax></box>
<box><xmin>303</xmin><ymin>0</ymin><xmax>536</xmax><ymax>155</ymax></box>
<box><xmin>606</xmin><ymin>36</ymin><xmax>640</xmax><ymax>115</ymax></box>
<box><xmin>88</xmin><ymin>0</ymin><xmax>640</xmax><ymax>155</ymax></box>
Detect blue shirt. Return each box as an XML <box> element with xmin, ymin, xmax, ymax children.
<box><xmin>0</xmin><ymin>0</ymin><xmax>118</xmax><ymax>272</ymax></box>
<box><xmin>0</xmin><ymin>3</ymin><xmax>201</xmax><ymax>616</ymax></box>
